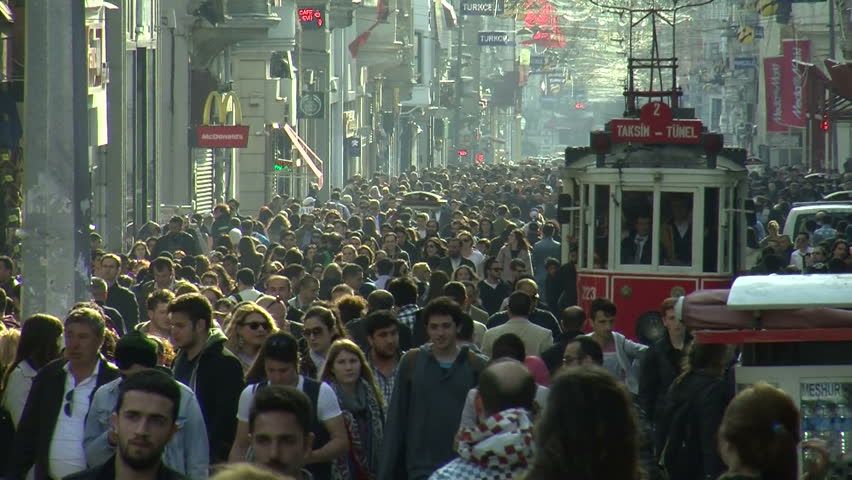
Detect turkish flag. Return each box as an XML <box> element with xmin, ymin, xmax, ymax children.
<box><xmin>349</xmin><ymin>28</ymin><xmax>374</xmax><ymax>58</ymax></box>
<box><xmin>377</xmin><ymin>0</ymin><xmax>390</xmax><ymax>22</ymax></box>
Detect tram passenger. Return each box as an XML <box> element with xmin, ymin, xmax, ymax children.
<box><xmin>660</xmin><ymin>195</ymin><xmax>693</xmax><ymax>266</ymax></box>
<box><xmin>621</xmin><ymin>212</ymin><xmax>653</xmax><ymax>265</ymax></box>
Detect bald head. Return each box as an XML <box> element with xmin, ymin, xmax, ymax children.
<box><xmin>478</xmin><ymin>359</ymin><xmax>536</xmax><ymax>415</ymax></box>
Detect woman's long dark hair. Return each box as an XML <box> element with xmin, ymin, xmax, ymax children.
<box><xmin>526</xmin><ymin>366</ymin><xmax>641</xmax><ymax>480</ymax></box>
<box><xmin>2</xmin><ymin>314</ymin><xmax>64</xmax><ymax>391</ymax></box>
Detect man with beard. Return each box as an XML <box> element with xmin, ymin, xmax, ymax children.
<box><xmin>66</xmin><ymin>369</ymin><xmax>185</xmax><ymax>479</ymax></box>
<box><xmin>364</xmin><ymin>310</ymin><xmax>402</xmax><ymax>402</ymax></box>
<box><xmin>249</xmin><ymin>385</ymin><xmax>315</xmax><ymax>480</ymax></box>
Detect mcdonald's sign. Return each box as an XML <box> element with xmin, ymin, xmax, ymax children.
<box><xmin>195</xmin><ymin>91</ymin><xmax>250</xmax><ymax>148</ymax></box>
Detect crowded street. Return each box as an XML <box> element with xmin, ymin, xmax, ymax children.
<box><xmin>1</xmin><ymin>0</ymin><xmax>852</xmax><ymax>479</ymax></box>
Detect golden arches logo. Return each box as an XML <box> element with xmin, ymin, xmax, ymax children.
<box><xmin>201</xmin><ymin>91</ymin><xmax>243</xmax><ymax>126</ymax></box>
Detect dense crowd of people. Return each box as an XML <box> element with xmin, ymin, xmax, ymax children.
<box><xmin>747</xmin><ymin>167</ymin><xmax>852</xmax><ymax>274</ymax></box>
<box><xmin>0</xmin><ymin>163</ymin><xmax>829</xmax><ymax>480</ymax></box>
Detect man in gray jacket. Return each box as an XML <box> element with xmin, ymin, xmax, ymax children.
<box><xmin>84</xmin><ymin>332</ymin><xmax>209</xmax><ymax>479</ymax></box>
<box><xmin>378</xmin><ymin>298</ymin><xmax>487</xmax><ymax>480</ymax></box>
<box><xmin>587</xmin><ymin>298</ymin><xmax>648</xmax><ymax>396</ymax></box>
<box><xmin>531</xmin><ymin>223</ymin><xmax>561</xmax><ymax>286</ymax></box>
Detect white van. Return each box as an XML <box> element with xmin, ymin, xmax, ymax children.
<box><xmin>782</xmin><ymin>203</ymin><xmax>852</xmax><ymax>237</ymax></box>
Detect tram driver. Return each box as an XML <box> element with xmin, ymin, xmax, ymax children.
<box><xmin>621</xmin><ymin>212</ymin><xmax>652</xmax><ymax>265</ymax></box>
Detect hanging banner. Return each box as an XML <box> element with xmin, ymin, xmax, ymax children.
<box><xmin>781</xmin><ymin>39</ymin><xmax>810</xmax><ymax>128</ymax></box>
<box><xmin>763</xmin><ymin>57</ymin><xmax>785</xmax><ymax>133</ymax></box>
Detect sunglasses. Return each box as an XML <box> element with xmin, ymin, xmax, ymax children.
<box><xmin>303</xmin><ymin>327</ymin><xmax>326</xmax><ymax>338</ymax></box>
<box><xmin>63</xmin><ymin>389</ymin><xmax>74</xmax><ymax>417</ymax></box>
<box><xmin>242</xmin><ymin>322</ymin><xmax>270</xmax><ymax>331</ymax></box>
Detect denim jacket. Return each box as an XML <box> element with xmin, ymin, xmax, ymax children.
<box><xmin>83</xmin><ymin>376</ymin><xmax>210</xmax><ymax>479</ymax></box>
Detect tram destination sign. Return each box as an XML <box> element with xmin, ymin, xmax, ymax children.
<box><xmin>609</xmin><ymin>101</ymin><xmax>703</xmax><ymax>144</ymax></box>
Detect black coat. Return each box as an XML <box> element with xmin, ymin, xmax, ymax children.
<box><xmin>63</xmin><ymin>456</ymin><xmax>186</xmax><ymax>480</ymax></box>
<box><xmin>435</xmin><ymin>256</ymin><xmax>476</xmax><ymax>276</ymax></box>
<box><xmin>638</xmin><ymin>333</ymin><xmax>689</xmax><ymax>424</ymax></box>
<box><xmin>655</xmin><ymin>371</ymin><xmax>728</xmax><ymax>480</ymax></box>
<box><xmin>172</xmin><ymin>333</ymin><xmax>245</xmax><ymax>464</ymax></box>
<box><xmin>9</xmin><ymin>357</ymin><xmax>120</xmax><ymax>480</ymax></box>
<box><xmin>152</xmin><ymin>231</ymin><xmax>199</xmax><ymax>258</ymax></box>
<box><xmin>106</xmin><ymin>283</ymin><xmax>139</xmax><ymax>330</ymax></box>
<box><xmin>621</xmin><ymin>233</ymin><xmax>652</xmax><ymax>265</ymax></box>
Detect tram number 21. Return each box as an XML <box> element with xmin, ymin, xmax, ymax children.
<box><xmin>581</xmin><ymin>286</ymin><xmax>597</xmax><ymax>301</ymax></box>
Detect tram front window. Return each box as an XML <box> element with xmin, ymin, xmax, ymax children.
<box><xmin>660</xmin><ymin>192</ymin><xmax>694</xmax><ymax>266</ymax></box>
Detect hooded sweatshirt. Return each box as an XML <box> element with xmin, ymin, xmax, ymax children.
<box><xmin>173</xmin><ymin>328</ymin><xmax>245</xmax><ymax>463</ymax></box>
<box><xmin>378</xmin><ymin>343</ymin><xmax>487</xmax><ymax>480</ymax></box>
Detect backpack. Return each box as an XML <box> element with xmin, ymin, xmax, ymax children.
<box><xmin>658</xmin><ymin>380</ymin><xmax>716</xmax><ymax>480</ymax></box>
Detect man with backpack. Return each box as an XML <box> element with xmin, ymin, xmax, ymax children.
<box><xmin>378</xmin><ymin>297</ymin><xmax>488</xmax><ymax>480</ymax></box>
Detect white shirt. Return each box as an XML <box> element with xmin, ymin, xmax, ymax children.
<box><xmin>230</xmin><ymin>287</ymin><xmax>262</xmax><ymax>303</ymax></box>
<box><xmin>790</xmin><ymin>247</ymin><xmax>813</xmax><ymax>271</ymax></box>
<box><xmin>1</xmin><ymin>361</ymin><xmax>38</xmax><ymax>428</ymax></box>
<box><xmin>236</xmin><ymin>375</ymin><xmax>342</xmax><ymax>423</ymax></box>
<box><xmin>49</xmin><ymin>362</ymin><xmax>101</xmax><ymax>480</ymax></box>
<box><xmin>309</xmin><ymin>350</ymin><xmax>326</xmax><ymax>379</ymax></box>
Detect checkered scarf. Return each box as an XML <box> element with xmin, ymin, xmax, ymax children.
<box><xmin>456</xmin><ymin>408</ymin><xmax>535</xmax><ymax>471</ymax></box>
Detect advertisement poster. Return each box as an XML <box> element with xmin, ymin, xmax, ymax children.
<box><xmin>781</xmin><ymin>39</ymin><xmax>811</xmax><ymax>128</ymax></box>
<box><xmin>800</xmin><ymin>381</ymin><xmax>852</xmax><ymax>477</ymax></box>
<box><xmin>763</xmin><ymin>57</ymin><xmax>785</xmax><ymax>132</ymax></box>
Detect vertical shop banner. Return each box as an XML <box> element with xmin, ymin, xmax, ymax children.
<box><xmin>781</xmin><ymin>39</ymin><xmax>810</xmax><ymax>128</ymax></box>
<box><xmin>764</xmin><ymin>57</ymin><xmax>785</xmax><ymax>132</ymax></box>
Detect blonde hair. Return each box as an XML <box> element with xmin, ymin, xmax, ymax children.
<box><xmin>320</xmin><ymin>338</ymin><xmax>385</xmax><ymax>409</ymax></box>
<box><xmin>412</xmin><ymin>262</ymin><xmax>431</xmax><ymax>278</ymax></box>
<box><xmin>224</xmin><ymin>303</ymin><xmax>278</xmax><ymax>355</ymax></box>
<box><xmin>0</xmin><ymin>329</ymin><xmax>20</xmax><ymax>376</ymax></box>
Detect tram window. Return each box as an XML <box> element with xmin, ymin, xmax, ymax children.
<box><xmin>620</xmin><ymin>191</ymin><xmax>653</xmax><ymax>265</ymax></box>
<box><xmin>704</xmin><ymin>188</ymin><xmax>720</xmax><ymax>272</ymax></box>
<box><xmin>594</xmin><ymin>185</ymin><xmax>610</xmax><ymax>269</ymax></box>
<box><xmin>659</xmin><ymin>192</ymin><xmax>693</xmax><ymax>266</ymax></box>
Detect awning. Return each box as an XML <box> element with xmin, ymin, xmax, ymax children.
<box><xmin>85</xmin><ymin>0</ymin><xmax>119</xmax><ymax>9</ymax></box>
<box><xmin>441</xmin><ymin>0</ymin><xmax>457</xmax><ymax>28</ymax></box>
<box><xmin>283</xmin><ymin>123</ymin><xmax>324</xmax><ymax>188</ymax></box>
<box><xmin>0</xmin><ymin>3</ymin><xmax>13</xmax><ymax>24</ymax></box>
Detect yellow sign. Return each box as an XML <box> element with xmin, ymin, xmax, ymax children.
<box><xmin>201</xmin><ymin>91</ymin><xmax>243</xmax><ymax>126</ymax></box>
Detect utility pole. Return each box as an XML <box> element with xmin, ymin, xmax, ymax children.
<box><xmin>22</xmin><ymin>0</ymin><xmax>92</xmax><ymax>318</ymax></box>
<box><xmin>829</xmin><ymin>0</ymin><xmax>838</xmax><ymax>170</ymax></box>
<box><xmin>453</xmin><ymin>14</ymin><xmax>464</xmax><ymax>163</ymax></box>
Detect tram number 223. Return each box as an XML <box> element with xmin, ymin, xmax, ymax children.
<box><xmin>581</xmin><ymin>286</ymin><xmax>597</xmax><ymax>301</ymax></box>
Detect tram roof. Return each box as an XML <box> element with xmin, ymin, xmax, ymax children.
<box><xmin>727</xmin><ymin>274</ymin><xmax>852</xmax><ymax>310</ymax></box>
<box><xmin>564</xmin><ymin>145</ymin><xmax>747</xmax><ymax>172</ymax></box>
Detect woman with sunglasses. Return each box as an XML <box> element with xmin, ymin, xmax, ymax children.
<box><xmin>320</xmin><ymin>339</ymin><xmax>386</xmax><ymax>480</ymax></box>
<box><xmin>301</xmin><ymin>305</ymin><xmax>347</xmax><ymax>380</ymax></box>
<box><xmin>228</xmin><ymin>332</ymin><xmax>349</xmax><ymax>480</ymax></box>
<box><xmin>224</xmin><ymin>303</ymin><xmax>278</xmax><ymax>374</ymax></box>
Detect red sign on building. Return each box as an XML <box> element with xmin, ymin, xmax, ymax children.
<box><xmin>763</xmin><ymin>56</ymin><xmax>785</xmax><ymax>132</ymax></box>
<box><xmin>781</xmin><ymin>39</ymin><xmax>810</xmax><ymax>128</ymax></box>
<box><xmin>196</xmin><ymin>125</ymin><xmax>250</xmax><ymax>148</ymax></box>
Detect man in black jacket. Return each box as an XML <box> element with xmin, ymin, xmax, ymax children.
<box><xmin>100</xmin><ymin>254</ymin><xmax>140</xmax><ymax>330</ymax></box>
<box><xmin>152</xmin><ymin>216</ymin><xmax>200</xmax><ymax>258</ymax></box>
<box><xmin>436</xmin><ymin>238</ymin><xmax>476</xmax><ymax>276</ymax></box>
<box><xmin>169</xmin><ymin>293</ymin><xmax>244</xmax><ymax>463</ymax></box>
<box><xmin>639</xmin><ymin>297</ymin><xmax>691</xmax><ymax>427</ymax></box>
<box><xmin>9</xmin><ymin>307</ymin><xmax>120</xmax><ymax>480</ymax></box>
<box><xmin>64</xmin><ymin>370</ymin><xmax>186</xmax><ymax>480</ymax></box>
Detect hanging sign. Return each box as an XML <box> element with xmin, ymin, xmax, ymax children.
<box><xmin>478</xmin><ymin>31</ymin><xmax>512</xmax><ymax>46</ymax></box>
<box><xmin>298</xmin><ymin>92</ymin><xmax>325</xmax><ymax>119</ymax></box>
<box><xmin>196</xmin><ymin>91</ymin><xmax>250</xmax><ymax>148</ymax></box>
